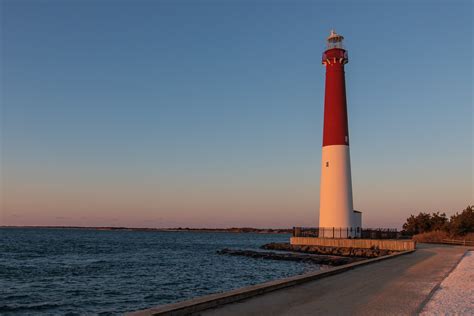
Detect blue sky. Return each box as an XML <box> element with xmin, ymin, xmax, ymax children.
<box><xmin>1</xmin><ymin>0</ymin><xmax>472</xmax><ymax>228</ymax></box>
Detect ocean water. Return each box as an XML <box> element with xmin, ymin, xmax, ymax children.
<box><xmin>1</xmin><ymin>228</ymin><xmax>321</xmax><ymax>315</ymax></box>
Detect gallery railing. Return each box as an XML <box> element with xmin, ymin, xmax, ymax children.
<box><xmin>293</xmin><ymin>227</ymin><xmax>399</xmax><ymax>239</ymax></box>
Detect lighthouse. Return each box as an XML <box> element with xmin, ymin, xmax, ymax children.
<box><xmin>319</xmin><ymin>30</ymin><xmax>361</xmax><ymax>238</ymax></box>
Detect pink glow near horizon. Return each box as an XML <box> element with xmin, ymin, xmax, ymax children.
<box><xmin>2</xmin><ymin>166</ymin><xmax>471</xmax><ymax>229</ymax></box>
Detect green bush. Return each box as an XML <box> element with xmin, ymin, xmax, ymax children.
<box><xmin>402</xmin><ymin>206</ymin><xmax>473</xmax><ymax>236</ymax></box>
<box><xmin>449</xmin><ymin>206</ymin><xmax>474</xmax><ymax>236</ymax></box>
<box><xmin>402</xmin><ymin>212</ymin><xmax>448</xmax><ymax>235</ymax></box>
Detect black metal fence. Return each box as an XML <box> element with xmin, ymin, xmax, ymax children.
<box><xmin>293</xmin><ymin>227</ymin><xmax>399</xmax><ymax>239</ymax></box>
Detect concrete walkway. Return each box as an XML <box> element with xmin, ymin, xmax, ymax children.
<box><xmin>202</xmin><ymin>244</ymin><xmax>468</xmax><ymax>316</ymax></box>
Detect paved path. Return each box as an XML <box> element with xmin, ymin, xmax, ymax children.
<box><xmin>202</xmin><ymin>244</ymin><xmax>467</xmax><ymax>316</ymax></box>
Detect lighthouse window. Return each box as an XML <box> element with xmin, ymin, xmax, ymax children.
<box><xmin>326</xmin><ymin>162</ymin><xmax>329</xmax><ymax>167</ymax></box>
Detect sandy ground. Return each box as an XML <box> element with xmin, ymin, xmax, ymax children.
<box><xmin>201</xmin><ymin>244</ymin><xmax>467</xmax><ymax>316</ymax></box>
<box><xmin>420</xmin><ymin>251</ymin><xmax>474</xmax><ymax>315</ymax></box>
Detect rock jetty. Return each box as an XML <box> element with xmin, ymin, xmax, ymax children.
<box><xmin>217</xmin><ymin>248</ymin><xmax>361</xmax><ymax>266</ymax></box>
<box><xmin>261</xmin><ymin>242</ymin><xmax>394</xmax><ymax>258</ymax></box>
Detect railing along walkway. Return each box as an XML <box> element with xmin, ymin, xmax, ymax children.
<box><xmin>440</xmin><ymin>239</ymin><xmax>474</xmax><ymax>246</ymax></box>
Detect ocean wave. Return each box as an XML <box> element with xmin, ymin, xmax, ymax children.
<box><xmin>0</xmin><ymin>303</ymin><xmax>62</xmax><ymax>312</ymax></box>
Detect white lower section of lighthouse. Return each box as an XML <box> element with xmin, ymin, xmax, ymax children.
<box><xmin>319</xmin><ymin>145</ymin><xmax>361</xmax><ymax>237</ymax></box>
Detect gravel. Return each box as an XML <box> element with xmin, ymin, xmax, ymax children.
<box><xmin>421</xmin><ymin>251</ymin><xmax>474</xmax><ymax>315</ymax></box>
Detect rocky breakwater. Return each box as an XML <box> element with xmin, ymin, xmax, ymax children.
<box><xmin>217</xmin><ymin>248</ymin><xmax>362</xmax><ymax>266</ymax></box>
<box><xmin>262</xmin><ymin>242</ymin><xmax>395</xmax><ymax>258</ymax></box>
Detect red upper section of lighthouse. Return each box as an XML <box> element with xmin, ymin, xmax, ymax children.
<box><xmin>322</xmin><ymin>30</ymin><xmax>350</xmax><ymax>147</ymax></box>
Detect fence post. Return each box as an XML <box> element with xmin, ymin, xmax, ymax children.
<box><xmin>332</xmin><ymin>227</ymin><xmax>335</xmax><ymax>239</ymax></box>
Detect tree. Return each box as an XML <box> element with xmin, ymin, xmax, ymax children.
<box><xmin>402</xmin><ymin>214</ymin><xmax>418</xmax><ymax>235</ymax></box>
<box><xmin>402</xmin><ymin>206</ymin><xmax>473</xmax><ymax>237</ymax></box>
<box><xmin>402</xmin><ymin>212</ymin><xmax>433</xmax><ymax>235</ymax></box>
<box><xmin>430</xmin><ymin>212</ymin><xmax>448</xmax><ymax>231</ymax></box>
<box><xmin>449</xmin><ymin>206</ymin><xmax>474</xmax><ymax>236</ymax></box>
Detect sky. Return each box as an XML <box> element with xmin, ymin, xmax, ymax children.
<box><xmin>1</xmin><ymin>0</ymin><xmax>472</xmax><ymax>229</ymax></box>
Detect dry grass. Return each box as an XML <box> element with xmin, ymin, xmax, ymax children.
<box><xmin>413</xmin><ymin>231</ymin><xmax>474</xmax><ymax>243</ymax></box>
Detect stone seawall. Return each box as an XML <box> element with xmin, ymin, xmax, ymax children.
<box><xmin>290</xmin><ymin>237</ymin><xmax>416</xmax><ymax>251</ymax></box>
<box><xmin>262</xmin><ymin>242</ymin><xmax>394</xmax><ymax>258</ymax></box>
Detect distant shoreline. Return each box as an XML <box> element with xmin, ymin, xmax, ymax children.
<box><xmin>0</xmin><ymin>226</ymin><xmax>293</xmax><ymax>234</ymax></box>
